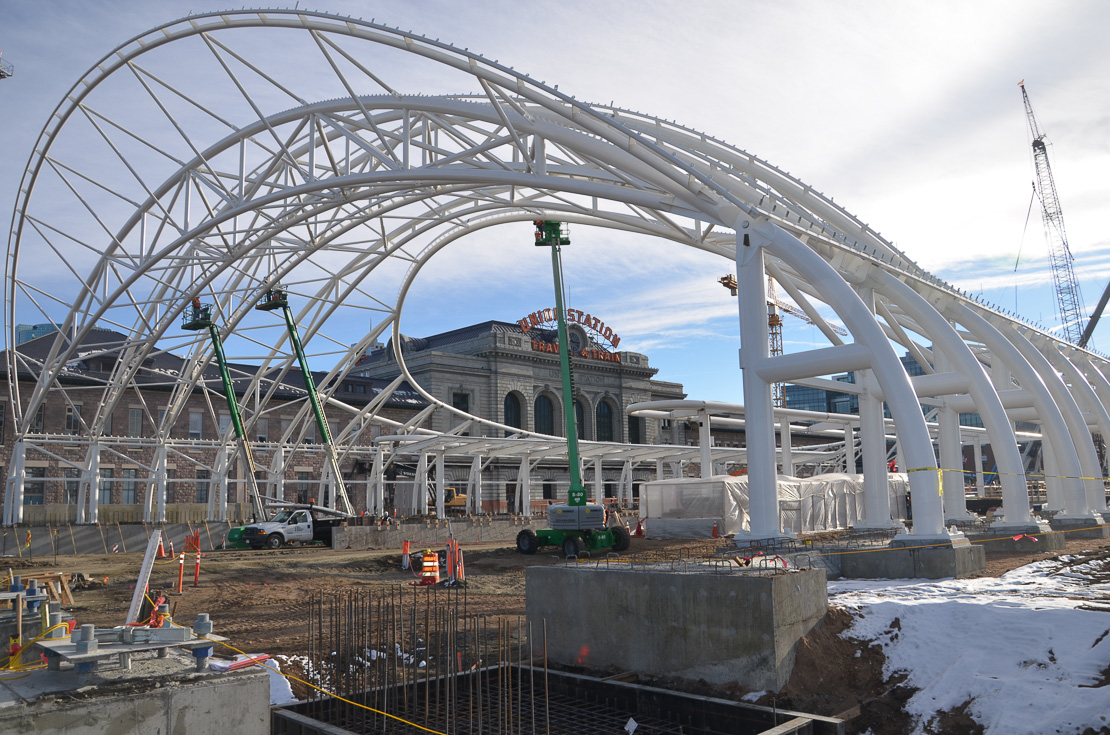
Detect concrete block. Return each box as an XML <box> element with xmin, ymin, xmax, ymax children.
<box><xmin>1049</xmin><ymin>517</ymin><xmax>1110</xmax><ymax>540</ymax></box>
<box><xmin>965</xmin><ymin>526</ymin><xmax>1065</xmax><ymax>553</ymax></box>
<box><xmin>839</xmin><ymin>541</ymin><xmax>985</xmax><ymax>579</ymax></box>
<box><xmin>525</xmin><ymin>566</ymin><xmax>827</xmax><ymax>691</ymax></box>
<box><xmin>0</xmin><ymin>651</ymin><xmax>269</xmax><ymax>734</ymax></box>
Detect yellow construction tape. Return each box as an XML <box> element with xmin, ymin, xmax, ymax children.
<box><xmin>905</xmin><ymin>465</ymin><xmax>1110</xmax><ymax>483</ymax></box>
<box><xmin>202</xmin><ymin>636</ymin><xmax>449</xmax><ymax>735</ymax></box>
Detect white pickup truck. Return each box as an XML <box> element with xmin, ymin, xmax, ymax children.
<box><xmin>241</xmin><ymin>505</ymin><xmax>346</xmax><ymax>549</ymax></box>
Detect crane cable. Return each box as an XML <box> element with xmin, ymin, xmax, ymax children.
<box><xmin>1012</xmin><ymin>183</ymin><xmax>1038</xmax><ymax>313</ymax></box>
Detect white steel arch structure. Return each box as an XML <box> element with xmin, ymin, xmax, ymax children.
<box><xmin>4</xmin><ymin>9</ymin><xmax>1108</xmax><ymax>535</ymax></box>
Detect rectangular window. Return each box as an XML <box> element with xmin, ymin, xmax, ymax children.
<box><xmin>542</xmin><ymin>481</ymin><xmax>556</xmax><ymax>500</ymax></box>
<box><xmin>65</xmin><ymin>405</ymin><xmax>82</xmax><ymax>435</ymax></box>
<box><xmin>98</xmin><ymin>468</ymin><xmax>114</xmax><ymax>505</ymax></box>
<box><xmin>452</xmin><ymin>392</ymin><xmax>469</xmax><ymax>413</ymax></box>
<box><xmin>296</xmin><ymin>471</ymin><xmax>312</xmax><ymax>504</ymax></box>
<box><xmin>0</xmin><ymin>403</ymin><xmax>5</xmax><ymax>441</ymax></box>
<box><xmin>628</xmin><ymin>416</ymin><xmax>643</xmax><ymax>444</ymax></box>
<box><xmin>303</xmin><ymin>423</ymin><xmax>316</xmax><ymax>444</ymax></box>
<box><xmin>23</xmin><ymin>467</ymin><xmax>46</xmax><ymax>505</ymax></box>
<box><xmin>255</xmin><ymin>417</ymin><xmax>269</xmax><ymax>443</ymax></box>
<box><xmin>122</xmin><ymin>468</ymin><xmax>138</xmax><ymax>504</ymax></box>
<box><xmin>102</xmin><ymin>410</ymin><xmax>113</xmax><ymax>436</ymax></box>
<box><xmin>30</xmin><ymin>405</ymin><xmax>44</xmax><ymax>433</ymax></box>
<box><xmin>189</xmin><ymin>411</ymin><xmax>203</xmax><ymax>440</ymax></box>
<box><xmin>64</xmin><ymin>467</ymin><xmax>80</xmax><ymax>504</ymax></box>
<box><xmin>196</xmin><ymin>469</ymin><xmax>210</xmax><ymax>504</ymax></box>
<box><xmin>129</xmin><ymin>408</ymin><xmax>143</xmax><ymax>437</ymax></box>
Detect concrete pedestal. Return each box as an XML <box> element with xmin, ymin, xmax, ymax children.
<box><xmin>1049</xmin><ymin>516</ymin><xmax>1110</xmax><ymax>540</ymax></box>
<box><xmin>526</xmin><ymin>566</ymin><xmax>827</xmax><ymax>691</ymax></box>
<box><xmin>964</xmin><ymin>525</ymin><xmax>1064</xmax><ymax>553</ymax></box>
<box><xmin>839</xmin><ymin>536</ymin><xmax>985</xmax><ymax>579</ymax></box>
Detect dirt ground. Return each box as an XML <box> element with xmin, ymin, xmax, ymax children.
<box><xmin>7</xmin><ymin>533</ymin><xmax>1110</xmax><ymax>735</ymax></box>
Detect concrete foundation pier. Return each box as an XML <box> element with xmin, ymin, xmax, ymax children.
<box><xmin>964</xmin><ymin>525</ymin><xmax>1064</xmax><ymax>553</ymax></box>
<box><xmin>1049</xmin><ymin>516</ymin><xmax>1110</xmax><ymax>540</ymax></box>
<box><xmin>525</xmin><ymin>565</ymin><xmax>827</xmax><ymax>691</ymax></box>
<box><xmin>839</xmin><ymin>535</ymin><xmax>986</xmax><ymax>579</ymax></box>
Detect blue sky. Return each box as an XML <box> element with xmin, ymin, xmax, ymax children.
<box><xmin>3</xmin><ymin>1</ymin><xmax>1110</xmax><ymax>402</ymax></box>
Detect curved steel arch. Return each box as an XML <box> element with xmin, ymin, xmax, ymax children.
<box><xmin>4</xmin><ymin>9</ymin><xmax>1108</xmax><ymax>532</ymax></box>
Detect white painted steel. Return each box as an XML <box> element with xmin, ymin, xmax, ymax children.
<box><xmin>3</xmin><ymin>9</ymin><xmax>1107</xmax><ymax>528</ymax></box>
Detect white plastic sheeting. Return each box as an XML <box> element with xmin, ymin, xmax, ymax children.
<box><xmin>640</xmin><ymin>473</ymin><xmax>907</xmax><ymax>538</ymax></box>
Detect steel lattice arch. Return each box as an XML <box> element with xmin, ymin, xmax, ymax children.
<box><xmin>4</xmin><ymin>9</ymin><xmax>1108</xmax><ymax>537</ymax></box>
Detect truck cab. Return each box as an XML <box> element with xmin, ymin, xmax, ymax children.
<box><xmin>242</xmin><ymin>508</ymin><xmax>321</xmax><ymax>549</ymax></box>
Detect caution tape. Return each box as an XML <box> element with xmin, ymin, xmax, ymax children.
<box><xmin>903</xmin><ymin>465</ymin><xmax>1110</xmax><ymax>483</ymax></box>
<box><xmin>199</xmin><ymin>636</ymin><xmax>449</xmax><ymax>735</ymax></box>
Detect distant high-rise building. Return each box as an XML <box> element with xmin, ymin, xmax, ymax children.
<box><xmin>16</xmin><ymin>323</ymin><xmax>61</xmax><ymax>345</ymax></box>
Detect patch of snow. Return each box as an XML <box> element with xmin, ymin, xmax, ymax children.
<box><xmin>829</xmin><ymin>554</ymin><xmax>1110</xmax><ymax>734</ymax></box>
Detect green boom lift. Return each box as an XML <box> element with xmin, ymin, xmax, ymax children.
<box><xmin>182</xmin><ymin>300</ymin><xmax>266</xmax><ymax>547</ymax></box>
<box><xmin>256</xmin><ymin>288</ymin><xmax>354</xmax><ymax>517</ymax></box>
<box><xmin>515</xmin><ymin>221</ymin><xmax>631</xmax><ymax>558</ymax></box>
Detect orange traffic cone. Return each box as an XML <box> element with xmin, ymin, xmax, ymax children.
<box><xmin>157</xmin><ymin>537</ymin><xmax>166</xmax><ymax>558</ymax></box>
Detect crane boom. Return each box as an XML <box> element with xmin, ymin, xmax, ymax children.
<box><xmin>1020</xmin><ymin>81</ymin><xmax>1085</xmax><ymax>344</ymax></box>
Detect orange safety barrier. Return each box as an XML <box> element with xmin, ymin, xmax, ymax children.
<box><xmin>413</xmin><ymin>550</ymin><xmax>439</xmax><ymax>586</ymax></box>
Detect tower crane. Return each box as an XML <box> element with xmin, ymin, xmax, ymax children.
<box><xmin>719</xmin><ymin>274</ymin><xmax>848</xmax><ymax>406</ymax></box>
<box><xmin>0</xmin><ymin>52</ymin><xmax>13</xmax><ymax>80</ymax></box>
<box><xmin>1020</xmin><ymin>81</ymin><xmax>1086</xmax><ymax>344</ymax></box>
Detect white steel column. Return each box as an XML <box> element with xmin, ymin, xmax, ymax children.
<box><xmin>858</xmin><ymin>375</ymin><xmax>895</xmax><ymax>528</ymax></box>
<box><xmin>938</xmin><ymin>404</ymin><xmax>965</xmax><ymax>523</ymax></box>
<box><xmin>271</xmin><ymin>448</ymin><xmax>287</xmax><ymax>505</ymax></box>
<box><xmin>997</xmin><ymin>321</ymin><xmax>1101</xmax><ymax>518</ymax></box>
<box><xmin>780</xmin><ymin>421</ymin><xmax>794</xmax><ymax>476</ymax></box>
<box><xmin>82</xmin><ymin>443</ymin><xmax>101</xmax><ymax>525</ymax></box>
<box><xmin>369</xmin><ymin>447</ymin><xmax>384</xmax><ymax>516</ymax></box>
<box><xmin>466</xmin><ymin>454</ymin><xmax>482</xmax><ymax>514</ymax></box>
<box><xmin>735</xmin><ymin>225</ymin><xmax>779</xmax><ymax>537</ymax></box>
<box><xmin>152</xmin><ymin>445</ymin><xmax>168</xmax><ymax>524</ymax></box>
<box><xmin>415</xmin><ymin>453</ymin><xmax>428</xmax><ymax>516</ymax></box>
<box><xmin>3</xmin><ymin>442</ymin><xmax>25</xmax><ymax>526</ymax></box>
<box><xmin>844</xmin><ymin>423</ymin><xmax>856</xmax><ymax>474</ymax></box>
<box><xmin>973</xmin><ymin>435</ymin><xmax>986</xmax><ymax>497</ymax></box>
<box><xmin>435</xmin><ymin>451</ymin><xmax>446</xmax><ymax>519</ymax></box>
<box><xmin>594</xmin><ymin>456</ymin><xmax>604</xmax><ymax>501</ymax></box>
<box><xmin>517</xmin><ymin>455</ymin><xmax>530</xmax><ymax>514</ymax></box>
<box><xmin>620</xmin><ymin>460</ymin><xmax>633</xmax><ymax>506</ymax></box>
<box><xmin>697</xmin><ymin>409</ymin><xmax>713</xmax><ymax>479</ymax></box>
<box><xmin>949</xmin><ymin>304</ymin><xmax>1082</xmax><ymax>517</ymax></box>
<box><xmin>212</xmin><ymin>447</ymin><xmax>229</xmax><ymax>522</ymax></box>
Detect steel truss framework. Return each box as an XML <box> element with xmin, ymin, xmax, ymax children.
<box><xmin>4</xmin><ymin>9</ymin><xmax>1109</xmax><ymax>535</ymax></box>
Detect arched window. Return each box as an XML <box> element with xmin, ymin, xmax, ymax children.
<box><xmin>534</xmin><ymin>394</ymin><xmax>555</xmax><ymax>435</ymax></box>
<box><xmin>574</xmin><ymin>399</ymin><xmax>586</xmax><ymax>440</ymax></box>
<box><xmin>596</xmin><ymin>400</ymin><xmax>614</xmax><ymax>442</ymax></box>
<box><xmin>504</xmin><ymin>393</ymin><xmax>522</xmax><ymax>431</ymax></box>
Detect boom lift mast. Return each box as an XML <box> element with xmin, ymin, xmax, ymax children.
<box><xmin>182</xmin><ymin>301</ymin><xmax>266</xmax><ymax>521</ymax></box>
<box><xmin>1020</xmin><ymin>81</ymin><xmax>1086</xmax><ymax>345</ymax></box>
<box><xmin>515</xmin><ymin>221</ymin><xmax>629</xmax><ymax>557</ymax></box>
<box><xmin>257</xmin><ymin>288</ymin><xmax>353</xmax><ymax>517</ymax></box>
